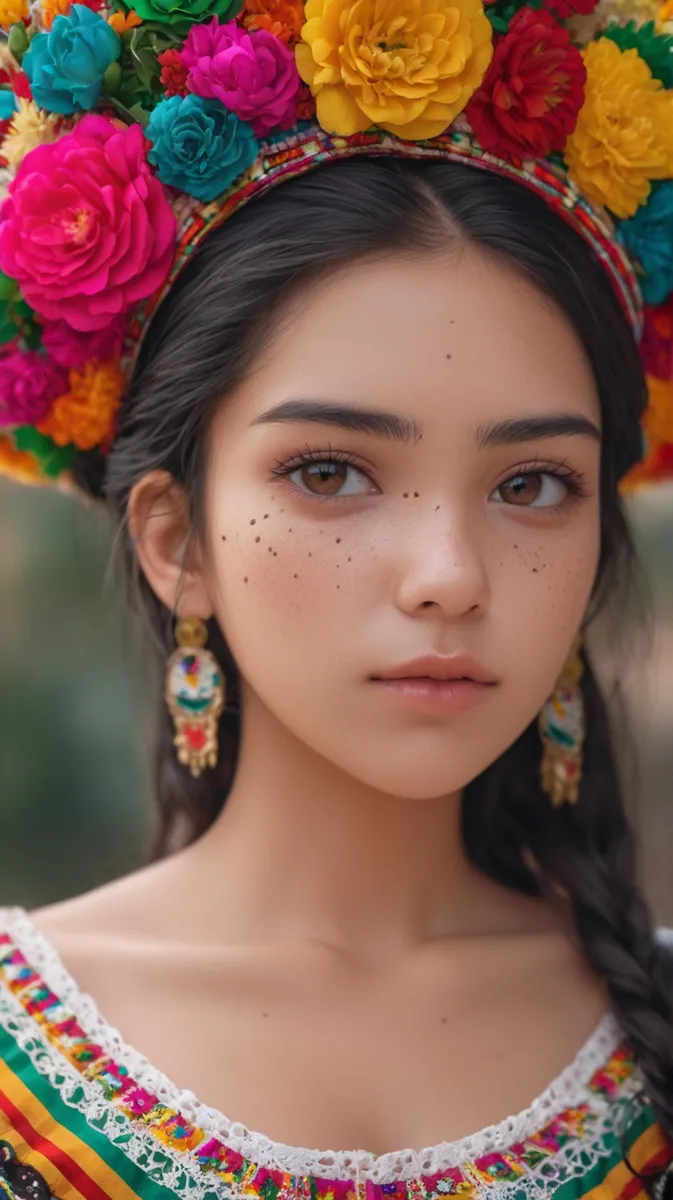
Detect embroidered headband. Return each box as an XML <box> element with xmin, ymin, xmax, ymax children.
<box><xmin>1</xmin><ymin>0</ymin><xmax>673</xmax><ymax>494</ymax></box>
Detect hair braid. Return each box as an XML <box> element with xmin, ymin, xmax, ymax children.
<box><xmin>464</xmin><ymin>655</ymin><xmax>673</xmax><ymax>1197</ymax></box>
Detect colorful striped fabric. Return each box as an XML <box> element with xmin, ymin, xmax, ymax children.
<box><xmin>1</xmin><ymin>908</ymin><xmax>671</xmax><ymax>1200</ymax></box>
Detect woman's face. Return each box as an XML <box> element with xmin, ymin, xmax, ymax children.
<box><xmin>201</xmin><ymin>244</ymin><xmax>602</xmax><ymax>798</ymax></box>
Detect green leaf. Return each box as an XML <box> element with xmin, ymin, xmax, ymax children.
<box><xmin>102</xmin><ymin>61</ymin><xmax>123</xmax><ymax>94</ymax></box>
<box><xmin>12</xmin><ymin>427</ymin><xmax>77</xmax><ymax>477</ymax></box>
<box><xmin>484</xmin><ymin>0</ymin><xmax>542</xmax><ymax>34</ymax></box>
<box><xmin>0</xmin><ymin>270</ymin><xmax>18</xmax><ymax>303</ymax></box>
<box><xmin>127</xmin><ymin>101</ymin><xmax>150</xmax><ymax>126</ymax></box>
<box><xmin>8</xmin><ymin>21</ymin><xmax>29</xmax><ymax>61</ymax></box>
<box><xmin>97</xmin><ymin>93</ymin><xmax>139</xmax><ymax>122</ymax></box>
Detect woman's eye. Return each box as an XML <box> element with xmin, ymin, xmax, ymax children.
<box><xmin>491</xmin><ymin>471</ymin><xmax>569</xmax><ymax>508</ymax></box>
<box><xmin>287</xmin><ymin>460</ymin><xmax>373</xmax><ymax>498</ymax></box>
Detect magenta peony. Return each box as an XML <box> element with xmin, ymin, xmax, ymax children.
<box><xmin>0</xmin><ymin>348</ymin><xmax>68</xmax><ymax>426</ymax></box>
<box><xmin>0</xmin><ymin>115</ymin><xmax>177</xmax><ymax>333</ymax></box>
<box><xmin>41</xmin><ymin>315</ymin><xmax>126</xmax><ymax>369</ymax></box>
<box><xmin>180</xmin><ymin>18</ymin><xmax>299</xmax><ymax>136</ymax></box>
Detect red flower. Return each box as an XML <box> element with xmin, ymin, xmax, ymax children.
<box><xmin>157</xmin><ymin>48</ymin><xmax>189</xmax><ymax>97</ymax></box>
<box><xmin>296</xmin><ymin>82</ymin><xmax>316</xmax><ymax>121</ymax></box>
<box><xmin>467</xmin><ymin>7</ymin><xmax>586</xmax><ymax>161</ymax></box>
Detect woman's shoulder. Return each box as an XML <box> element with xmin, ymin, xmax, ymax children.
<box><xmin>1</xmin><ymin>904</ymin><xmax>672</xmax><ymax>1199</ymax></box>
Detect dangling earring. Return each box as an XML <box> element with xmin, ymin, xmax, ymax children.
<box><xmin>539</xmin><ymin>634</ymin><xmax>585</xmax><ymax>807</ymax></box>
<box><xmin>165</xmin><ymin>617</ymin><xmax>225</xmax><ymax>778</ymax></box>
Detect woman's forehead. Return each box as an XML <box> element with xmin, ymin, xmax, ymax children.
<box><xmin>217</xmin><ymin>247</ymin><xmax>601</xmax><ymax>442</ymax></box>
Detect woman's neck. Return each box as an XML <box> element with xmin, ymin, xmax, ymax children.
<box><xmin>184</xmin><ymin>684</ymin><xmax>556</xmax><ymax>964</ymax></box>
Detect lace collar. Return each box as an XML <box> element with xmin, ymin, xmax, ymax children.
<box><xmin>0</xmin><ymin>905</ymin><xmax>644</xmax><ymax>1189</ymax></box>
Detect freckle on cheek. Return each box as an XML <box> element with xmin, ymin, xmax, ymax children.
<box><xmin>413</xmin><ymin>492</ymin><xmax>419</xmax><ymax>498</ymax></box>
<box><xmin>250</xmin><ymin>518</ymin><xmax>256</xmax><ymax>525</ymax></box>
<box><xmin>255</xmin><ymin>536</ymin><xmax>261</xmax><ymax>543</ymax></box>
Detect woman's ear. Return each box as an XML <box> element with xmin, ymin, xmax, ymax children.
<box><xmin>127</xmin><ymin>470</ymin><xmax>213</xmax><ymax>619</ymax></box>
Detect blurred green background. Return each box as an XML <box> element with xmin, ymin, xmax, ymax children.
<box><xmin>1</xmin><ymin>476</ymin><xmax>672</xmax><ymax>922</ymax></box>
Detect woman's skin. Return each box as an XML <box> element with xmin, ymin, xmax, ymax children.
<box><xmin>31</xmin><ymin>243</ymin><xmax>610</xmax><ymax>1157</ymax></box>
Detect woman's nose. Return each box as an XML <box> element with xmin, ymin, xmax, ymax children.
<box><xmin>393</xmin><ymin>513</ymin><xmax>491</xmax><ymax>620</ymax></box>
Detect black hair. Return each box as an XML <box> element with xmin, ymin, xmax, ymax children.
<box><xmin>74</xmin><ymin>156</ymin><xmax>673</xmax><ymax>1196</ymax></box>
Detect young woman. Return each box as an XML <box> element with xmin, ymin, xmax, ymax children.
<box><xmin>1</xmin><ymin>3</ymin><xmax>673</xmax><ymax>1198</ymax></box>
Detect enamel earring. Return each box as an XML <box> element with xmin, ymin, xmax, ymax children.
<box><xmin>165</xmin><ymin>617</ymin><xmax>225</xmax><ymax>777</ymax></box>
<box><xmin>539</xmin><ymin>635</ymin><xmax>585</xmax><ymax>807</ymax></box>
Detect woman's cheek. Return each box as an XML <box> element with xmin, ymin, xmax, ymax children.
<box><xmin>213</xmin><ymin>504</ymin><xmax>359</xmax><ymax>635</ymax></box>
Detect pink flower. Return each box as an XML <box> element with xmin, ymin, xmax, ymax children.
<box><xmin>0</xmin><ymin>114</ymin><xmax>176</xmax><ymax>333</ymax></box>
<box><xmin>0</xmin><ymin>348</ymin><xmax>67</xmax><ymax>426</ymax></box>
<box><xmin>41</xmin><ymin>315</ymin><xmax>126</xmax><ymax>368</ymax></box>
<box><xmin>180</xmin><ymin>18</ymin><xmax>299</xmax><ymax>137</ymax></box>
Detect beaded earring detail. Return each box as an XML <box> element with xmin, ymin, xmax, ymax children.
<box><xmin>165</xmin><ymin>617</ymin><xmax>225</xmax><ymax>778</ymax></box>
<box><xmin>538</xmin><ymin>636</ymin><xmax>585</xmax><ymax>807</ymax></box>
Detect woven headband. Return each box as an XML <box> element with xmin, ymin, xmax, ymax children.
<box><xmin>1</xmin><ymin>0</ymin><xmax>672</xmax><ymax>492</ymax></box>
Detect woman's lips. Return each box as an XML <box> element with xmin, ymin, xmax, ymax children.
<box><xmin>370</xmin><ymin>676</ymin><xmax>498</xmax><ymax>714</ymax></box>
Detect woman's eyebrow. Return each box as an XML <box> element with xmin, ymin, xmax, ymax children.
<box><xmin>250</xmin><ymin>400</ymin><xmax>601</xmax><ymax>447</ymax></box>
<box><xmin>250</xmin><ymin>400</ymin><xmax>422</xmax><ymax>443</ymax></box>
<box><xmin>476</xmin><ymin>415</ymin><xmax>601</xmax><ymax>447</ymax></box>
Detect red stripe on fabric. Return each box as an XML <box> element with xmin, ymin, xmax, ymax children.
<box><xmin>0</xmin><ymin>1087</ymin><xmax>113</xmax><ymax>1200</ymax></box>
<box><xmin>620</xmin><ymin>1144</ymin><xmax>673</xmax><ymax>1200</ymax></box>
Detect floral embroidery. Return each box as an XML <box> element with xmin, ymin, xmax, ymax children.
<box><xmin>0</xmin><ymin>930</ymin><xmax>659</xmax><ymax>1200</ymax></box>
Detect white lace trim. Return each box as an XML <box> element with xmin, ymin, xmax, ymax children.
<box><xmin>0</xmin><ymin>905</ymin><xmax>642</xmax><ymax>1188</ymax></box>
<box><xmin>0</xmin><ymin>983</ymin><xmax>215</xmax><ymax>1199</ymax></box>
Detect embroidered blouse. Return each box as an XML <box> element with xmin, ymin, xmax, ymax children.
<box><xmin>0</xmin><ymin>907</ymin><xmax>671</xmax><ymax>1200</ymax></box>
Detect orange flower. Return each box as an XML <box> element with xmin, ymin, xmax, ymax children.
<box><xmin>644</xmin><ymin>374</ymin><xmax>673</xmax><ymax>447</ymax></box>
<box><xmin>0</xmin><ymin>435</ymin><xmax>44</xmax><ymax>485</ymax></box>
<box><xmin>107</xmin><ymin>9</ymin><xmax>143</xmax><ymax>32</ymax></box>
<box><xmin>621</xmin><ymin>374</ymin><xmax>673</xmax><ymax>490</ymax></box>
<box><xmin>37</xmin><ymin>360</ymin><xmax>124</xmax><ymax>451</ymax></box>
<box><xmin>243</xmin><ymin>0</ymin><xmax>303</xmax><ymax>45</ymax></box>
<box><xmin>42</xmin><ymin>0</ymin><xmax>73</xmax><ymax>28</ymax></box>
<box><xmin>0</xmin><ymin>0</ymin><xmax>29</xmax><ymax>30</ymax></box>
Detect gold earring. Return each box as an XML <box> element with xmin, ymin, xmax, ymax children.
<box><xmin>165</xmin><ymin>617</ymin><xmax>225</xmax><ymax>778</ymax></box>
<box><xmin>539</xmin><ymin>635</ymin><xmax>585</xmax><ymax>807</ymax></box>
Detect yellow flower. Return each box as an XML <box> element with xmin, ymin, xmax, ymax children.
<box><xmin>1</xmin><ymin>98</ymin><xmax>65</xmax><ymax>169</ymax></box>
<box><xmin>0</xmin><ymin>436</ymin><xmax>45</xmax><ymax>486</ymax></box>
<box><xmin>658</xmin><ymin>0</ymin><xmax>673</xmax><ymax>31</ymax></box>
<box><xmin>565</xmin><ymin>39</ymin><xmax>673</xmax><ymax>219</ymax></box>
<box><xmin>296</xmin><ymin>0</ymin><xmax>493</xmax><ymax>140</ymax></box>
<box><xmin>0</xmin><ymin>0</ymin><xmax>28</xmax><ymax>30</ymax></box>
<box><xmin>37</xmin><ymin>360</ymin><xmax>124</xmax><ymax>451</ymax></box>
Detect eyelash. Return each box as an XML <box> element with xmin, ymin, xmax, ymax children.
<box><xmin>270</xmin><ymin>446</ymin><xmax>590</xmax><ymax>509</ymax></box>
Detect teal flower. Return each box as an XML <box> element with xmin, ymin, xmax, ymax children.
<box><xmin>619</xmin><ymin>180</ymin><xmax>673</xmax><ymax>305</ymax></box>
<box><xmin>145</xmin><ymin>94</ymin><xmax>257</xmax><ymax>202</ymax></box>
<box><xmin>0</xmin><ymin>90</ymin><xmax>18</xmax><ymax>121</ymax></box>
<box><xmin>23</xmin><ymin>4</ymin><xmax>121</xmax><ymax>116</ymax></box>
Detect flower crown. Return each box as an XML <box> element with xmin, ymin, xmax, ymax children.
<box><xmin>1</xmin><ymin>0</ymin><xmax>673</xmax><ymax>493</ymax></box>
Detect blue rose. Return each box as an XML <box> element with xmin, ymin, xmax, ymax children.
<box><xmin>619</xmin><ymin>181</ymin><xmax>673</xmax><ymax>306</ymax></box>
<box><xmin>23</xmin><ymin>5</ymin><xmax>121</xmax><ymax>116</ymax></box>
<box><xmin>145</xmin><ymin>94</ymin><xmax>258</xmax><ymax>204</ymax></box>
<box><xmin>0</xmin><ymin>91</ymin><xmax>18</xmax><ymax>121</ymax></box>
